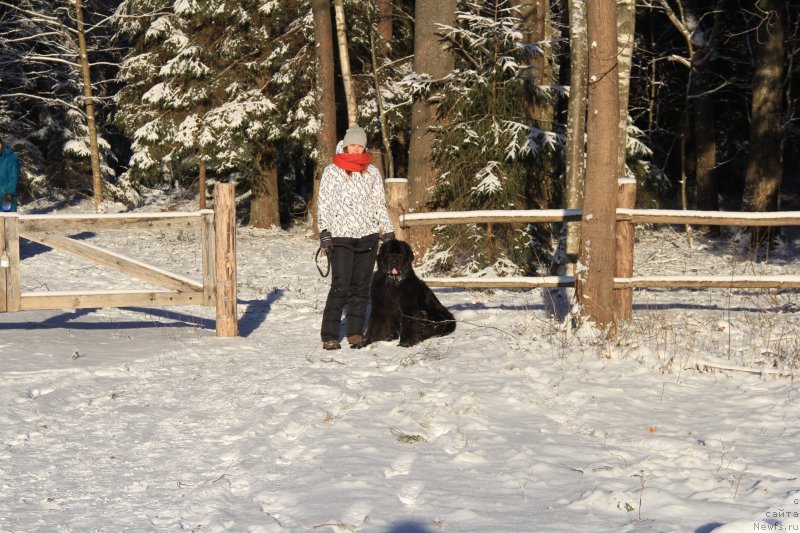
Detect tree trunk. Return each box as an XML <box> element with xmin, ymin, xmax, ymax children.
<box><xmin>564</xmin><ymin>0</ymin><xmax>588</xmax><ymax>276</ymax></box>
<box><xmin>693</xmin><ymin>86</ymin><xmax>718</xmax><ymax>228</ymax></box>
<box><xmin>616</xmin><ymin>0</ymin><xmax>635</xmax><ymax>180</ymax></box>
<box><xmin>75</xmin><ymin>0</ymin><xmax>103</xmax><ymax>211</ymax></box>
<box><xmin>250</xmin><ymin>145</ymin><xmax>280</xmax><ymax>229</ymax></box>
<box><xmin>576</xmin><ymin>0</ymin><xmax>619</xmax><ymax>331</ymax></box>
<box><xmin>376</xmin><ymin>0</ymin><xmax>393</xmax><ymax>45</ymax></box>
<box><xmin>199</xmin><ymin>147</ymin><xmax>207</xmax><ymax>210</ymax></box>
<box><xmin>333</xmin><ymin>0</ymin><xmax>357</xmax><ymax>125</ymax></box>
<box><xmin>612</xmin><ymin>0</ymin><xmax>636</xmax><ymax>321</ymax></box>
<box><xmin>407</xmin><ymin>0</ymin><xmax>456</xmax><ymax>257</ymax></box>
<box><xmin>511</xmin><ymin>0</ymin><xmax>553</xmax><ymax>129</ymax></box>
<box><xmin>370</xmin><ymin>24</ymin><xmax>393</xmax><ymax>180</ymax></box>
<box><xmin>690</xmin><ymin>0</ymin><xmax>721</xmax><ymax>235</ymax></box>
<box><xmin>743</xmin><ymin>0</ymin><xmax>785</xmax><ymax>246</ymax></box>
<box><xmin>311</xmin><ymin>0</ymin><xmax>338</xmax><ymax>235</ymax></box>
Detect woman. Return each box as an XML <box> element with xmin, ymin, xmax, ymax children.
<box><xmin>317</xmin><ymin>124</ymin><xmax>395</xmax><ymax>350</ymax></box>
<box><xmin>0</xmin><ymin>139</ymin><xmax>20</xmax><ymax>212</ymax></box>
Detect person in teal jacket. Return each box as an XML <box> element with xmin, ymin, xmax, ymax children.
<box><xmin>0</xmin><ymin>139</ymin><xmax>20</xmax><ymax>212</ymax></box>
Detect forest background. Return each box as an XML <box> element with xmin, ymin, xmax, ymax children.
<box><xmin>1</xmin><ymin>0</ymin><xmax>798</xmax><ymax>276</ymax></box>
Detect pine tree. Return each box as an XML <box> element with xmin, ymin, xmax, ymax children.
<box><xmin>115</xmin><ymin>0</ymin><xmax>307</xmax><ymax>220</ymax></box>
<box><xmin>416</xmin><ymin>0</ymin><xmax>562</xmax><ymax>275</ymax></box>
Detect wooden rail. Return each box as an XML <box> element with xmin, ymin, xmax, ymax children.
<box><xmin>1</xmin><ymin>184</ymin><xmax>238</xmax><ymax>336</ymax></box>
<box><xmin>391</xmin><ymin>206</ymin><xmax>800</xmax><ymax>294</ymax></box>
<box><xmin>399</xmin><ymin>208</ymin><xmax>800</xmax><ymax>227</ymax></box>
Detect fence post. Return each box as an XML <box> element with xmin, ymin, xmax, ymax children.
<box><xmin>214</xmin><ymin>184</ymin><xmax>238</xmax><ymax>337</ymax></box>
<box><xmin>614</xmin><ymin>177</ymin><xmax>637</xmax><ymax>321</ymax></box>
<box><xmin>0</xmin><ymin>214</ymin><xmax>21</xmax><ymax>313</ymax></box>
<box><xmin>385</xmin><ymin>178</ymin><xmax>408</xmax><ymax>241</ymax></box>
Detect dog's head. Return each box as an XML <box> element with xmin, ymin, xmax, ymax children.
<box><xmin>378</xmin><ymin>239</ymin><xmax>414</xmax><ymax>283</ymax></box>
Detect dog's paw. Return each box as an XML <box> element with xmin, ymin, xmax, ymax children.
<box><xmin>398</xmin><ymin>339</ymin><xmax>417</xmax><ymax>348</ymax></box>
<box><xmin>385</xmin><ymin>332</ymin><xmax>399</xmax><ymax>342</ymax></box>
<box><xmin>355</xmin><ymin>337</ymin><xmax>372</xmax><ymax>349</ymax></box>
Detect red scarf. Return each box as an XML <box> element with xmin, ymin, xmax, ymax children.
<box><xmin>333</xmin><ymin>152</ymin><xmax>371</xmax><ymax>172</ymax></box>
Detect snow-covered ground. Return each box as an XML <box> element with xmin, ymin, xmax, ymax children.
<box><xmin>1</xmin><ymin>197</ymin><xmax>799</xmax><ymax>532</ymax></box>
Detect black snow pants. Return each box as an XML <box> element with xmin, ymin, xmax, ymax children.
<box><xmin>320</xmin><ymin>233</ymin><xmax>379</xmax><ymax>341</ymax></box>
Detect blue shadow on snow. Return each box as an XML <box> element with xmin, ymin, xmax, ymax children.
<box><xmin>695</xmin><ymin>523</ymin><xmax>724</xmax><ymax>533</ymax></box>
<box><xmin>0</xmin><ymin>291</ymin><xmax>284</xmax><ymax>336</ymax></box>
<box><xmin>385</xmin><ymin>521</ymin><xmax>434</xmax><ymax>533</ymax></box>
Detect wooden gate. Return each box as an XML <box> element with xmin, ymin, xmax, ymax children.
<box><xmin>0</xmin><ymin>184</ymin><xmax>238</xmax><ymax>336</ymax></box>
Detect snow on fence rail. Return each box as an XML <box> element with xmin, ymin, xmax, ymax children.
<box><xmin>0</xmin><ymin>184</ymin><xmax>238</xmax><ymax>337</ymax></box>
<box><xmin>392</xmin><ymin>205</ymin><xmax>800</xmax><ymax>291</ymax></box>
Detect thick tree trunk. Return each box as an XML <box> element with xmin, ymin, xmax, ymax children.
<box><xmin>576</xmin><ymin>0</ymin><xmax>619</xmax><ymax>331</ymax></box>
<box><xmin>407</xmin><ymin>0</ymin><xmax>456</xmax><ymax>257</ymax></box>
<box><xmin>311</xmin><ymin>0</ymin><xmax>338</xmax><ymax>235</ymax></box>
<box><xmin>376</xmin><ymin>0</ymin><xmax>393</xmax><ymax>45</ymax></box>
<box><xmin>564</xmin><ymin>0</ymin><xmax>588</xmax><ymax>276</ymax></box>
<box><xmin>689</xmin><ymin>0</ymin><xmax>721</xmax><ymax>235</ymax></box>
<box><xmin>511</xmin><ymin>0</ymin><xmax>553</xmax><ymax>128</ymax></box>
<box><xmin>250</xmin><ymin>145</ymin><xmax>280</xmax><ymax>229</ymax></box>
<box><xmin>743</xmin><ymin>0</ymin><xmax>785</xmax><ymax>246</ymax></box>
<box><xmin>75</xmin><ymin>0</ymin><xmax>103</xmax><ymax>211</ymax></box>
<box><xmin>693</xmin><ymin>90</ymin><xmax>718</xmax><ymax>226</ymax></box>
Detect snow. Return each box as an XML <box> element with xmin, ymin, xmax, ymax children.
<box><xmin>1</xmin><ymin>199</ymin><xmax>799</xmax><ymax>532</ymax></box>
<box><xmin>402</xmin><ymin>209</ymin><xmax>583</xmax><ymax>221</ymax></box>
<box><xmin>617</xmin><ymin>208</ymin><xmax>800</xmax><ymax>220</ymax></box>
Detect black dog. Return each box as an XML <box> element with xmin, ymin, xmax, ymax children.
<box><xmin>358</xmin><ymin>239</ymin><xmax>455</xmax><ymax>348</ymax></box>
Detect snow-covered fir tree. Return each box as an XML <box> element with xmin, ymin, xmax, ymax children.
<box><xmin>115</xmin><ymin>0</ymin><xmax>317</xmax><ymax>223</ymax></box>
<box><xmin>411</xmin><ymin>0</ymin><xmax>562</xmax><ymax>276</ymax></box>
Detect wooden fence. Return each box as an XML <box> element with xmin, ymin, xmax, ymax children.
<box><xmin>0</xmin><ymin>183</ymin><xmax>238</xmax><ymax>336</ymax></box>
<box><xmin>384</xmin><ymin>178</ymin><xmax>800</xmax><ymax>318</ymax></box>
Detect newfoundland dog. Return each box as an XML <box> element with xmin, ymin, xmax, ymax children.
<box><xmin>358</xmin><ymin>239</ymin><xmax>455</xmax><ymax>348</ymax></box>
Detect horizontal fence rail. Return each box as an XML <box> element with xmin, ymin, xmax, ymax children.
<box><xmin>19</xmin><ymin>211</ymin><xmax>209</xmax><ymax>233</ymax></box>
<box><xmin>422</xmin><ymin>276</ymin><xmax>575</xmax><ymax>289</ymax></box>
<box><xmin>397</xmin><ymin>208</ymin><xmax>800</xmax><ymax>292</ymax></box>
<box><xmin>616</xmin><ymin>209</ymin><xmax>800</xmax><ymax>226</ymax></box>
<box><xmin>400</xmin><ymin>209</ymin><xmax>800</xmax><ymax>227</ymax></box>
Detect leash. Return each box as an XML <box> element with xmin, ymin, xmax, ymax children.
<box><xmin>315</xmin><ymin>247</ymin><xmax>331</xmax><ymax>277</ymax></box>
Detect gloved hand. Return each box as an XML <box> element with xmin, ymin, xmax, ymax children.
<box><xmin>381</xmin><ymin>231</ymin><xmax>395</xmax><ymax>243</ymax></box>
<box><xmin>319</xmin><ymin>229</ymin><xmax>333</xmax><ymax>255</ymax></box>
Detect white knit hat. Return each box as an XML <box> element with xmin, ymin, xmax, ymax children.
<box><xmin>342</xmin><ymin>124</ymin><xmax>367</xmax><ymax>147</ymax></box>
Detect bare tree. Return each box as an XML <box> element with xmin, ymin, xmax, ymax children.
<box><xmin>654</xmin><ymin>0</ymin><xmax>724</xmax><ymax>240</ymax></box>
<box><xmin>576</xmin><ymin>0</ymin><xmax>619</xmax><ymax>330</ymax></box>
<box><xmin>333</xmin><ymin>0</ymin><xmax>357</xmax><ymax>125</ymax></box>
<box><xmin>564</xmin><ymin>0</ymin><xmax>588</xmax><ymax>277</ymax></box>
<box><xmin>75</xmin><ymin>0</ymin><xmax>103</xmax><ymax>210</ymax></box>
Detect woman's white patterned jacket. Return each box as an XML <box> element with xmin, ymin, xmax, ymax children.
<box><xmin>317</xmin><ymin>144</ymin><xmax>394</xmax><ymax>239</ymax></box>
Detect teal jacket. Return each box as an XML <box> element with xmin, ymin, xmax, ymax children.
<box><xmin>0</xmin><ymin>145</ymin><xmax>20</xmax><ymax>211</ymax></box>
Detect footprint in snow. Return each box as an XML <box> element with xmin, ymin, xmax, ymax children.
<box><xmin>384</xmin><ymin>452</ymin><xmax>416</xmax><ymax>478</ymax></box>
<box><xmin>398</xmin><ymin>481</ymin><xmax>425</xmax><ymax>508</ymax></box>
